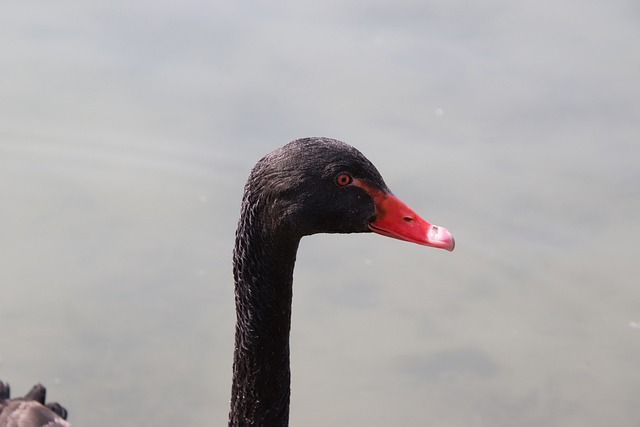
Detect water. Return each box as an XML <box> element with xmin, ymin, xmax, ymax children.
<box><xmin>1</xmin><ymin>1</ymin><xmax>639</xmax><ymax>426</ymax></box>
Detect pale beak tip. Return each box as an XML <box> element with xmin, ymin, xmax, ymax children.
<box><xmin>428</xmin><ymin>225</ymin><xmax>455</xmax><ymax>251</ymax></box>
<box><xmin>447</xmin><ymin>236</ymin><xmax>455</xmax><ymax>251</ymax></box>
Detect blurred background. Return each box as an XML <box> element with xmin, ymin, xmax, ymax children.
<box><xmin>1</xmin><ymin>1</ymin><xmax>639</xmax><ymax>426</ymax></box>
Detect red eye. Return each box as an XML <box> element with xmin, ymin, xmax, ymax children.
<box><xmin>336</xmin><ymin>173</ymin><xmax>353</xmax><ymax>186</ymax></box>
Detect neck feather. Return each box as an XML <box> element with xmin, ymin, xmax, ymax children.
<box><xmin>229</xmin><ymin>201</ymin><xmax>300</xmax><ymax>427</ymax></box>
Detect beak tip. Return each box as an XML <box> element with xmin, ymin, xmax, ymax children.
<box><xmin>447</xmin><ymin>236</ymin><xmax>455</xmax><ymax>251</ymax></box>
<box><xmin>427</xmin><ymin>225</ymin><xmax>455</xmax><ymax>252</ymax></box>
<box><xmin>436</xmin><ymin>236</ymin><xmax>455</xmax><ymax>252</ymax></box>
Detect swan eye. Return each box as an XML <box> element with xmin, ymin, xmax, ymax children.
<box><xmin>336</xmin><ymin>173</ymin><xmax>353</xmax><ymax>187</ymax></box>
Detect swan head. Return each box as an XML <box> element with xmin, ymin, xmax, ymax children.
<box><xmin>244</xmin><ymin>137</ymin><xmax>454</xmax><ymax>251</ymax></box>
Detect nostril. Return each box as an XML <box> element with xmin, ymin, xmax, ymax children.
<box><xmin>403</xmin><ymin>216</ymin><xmax>414</xmax><ymax>223</ymax></box>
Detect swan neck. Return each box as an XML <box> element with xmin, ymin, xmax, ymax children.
<box><xmin>229</xmin><ymin>214</ymin><xmax>299</xmax><ymax>426</ymax></box>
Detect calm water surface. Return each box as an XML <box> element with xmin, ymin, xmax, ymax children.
<box><xmin>1</xmin><ymin>1</ymin><xmax>639</xmax><ymax>426</ymax></box>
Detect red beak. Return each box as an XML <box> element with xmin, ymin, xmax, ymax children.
<box><xmin>360</xmin><ymin>183</ymin><xmax>455</xmax><ymax>251</ymax></box>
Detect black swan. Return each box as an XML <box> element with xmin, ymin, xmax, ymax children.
<box><xmin>0</xmin><ymin>380</ymin><xmax>70</xmax><ymax>427</ymax></box>
<box><xmin>229</xmin><ymin>137</ymin><xmax>454</xmax><ymax>426</ymax></box>
<box><xmin>0</xmin><ymin>137</ymin><xmax>453</xmax><ymax>427</ymax></box>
